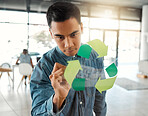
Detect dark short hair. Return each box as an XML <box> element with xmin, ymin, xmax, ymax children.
<box><xmin>23</xmin><ymin>49</ymin><xmax>28</xmax><ymax>53</ymax></box>
<box><xmin>46</xmin><ymin>2</ymin><xmax>81</xmax><ymax>28</ymax></box>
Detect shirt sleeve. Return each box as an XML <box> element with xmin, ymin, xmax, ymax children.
<box><xmin>94</xmin><ymin>89</ymin><xmax>107</xmax><ymax>116</ymax></box>
<box><xmin>93</xmin><ymin>57</ymin><xmax>107</xmax><ymax>116</ymax></box>
<box><xmin>30</xmin><ymin>61</ymin><xmax>65</xmax><ymax>116</ymax></box>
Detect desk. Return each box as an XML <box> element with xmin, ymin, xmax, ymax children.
<box><xmin>0</xmin><ymin>67</ymin><xmax>12</xmax><ymax>72</ymax></box>
<box><xmin>12</xmin><ymin>65</ymin><xmax>19</xmax><ymax>89</ymax></box>
<box><xmin>0</xmin><ymin>67</ymin><xmax>13</xmax><ymax>87</ymax></box>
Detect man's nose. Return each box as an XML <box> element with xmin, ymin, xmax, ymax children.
<box><xmin>64</xmin><ymin>37</ymin><xmax>74</xmax><ymax>48</ymax></box>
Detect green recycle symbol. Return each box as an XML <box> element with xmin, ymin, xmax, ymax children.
<box><xmin>64</xmin><ymin>39</ymin><xmax>117</xmax><ymax>93</ymax></box>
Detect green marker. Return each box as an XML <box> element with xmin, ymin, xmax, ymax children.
<box><xmin>72</xmin><ymin>78</ymin><xmax>85</xmax><ymax>91</ymax></box>
<box><xmin>105</xmin><ymin>63</ymin><xmax>117</xmax><ymax>77</ymax></box>
<box><xmin>95</xmin><ymin>76</ymin><xmax>117</xmax><ymax>94</ymax></box>
<box><xmin>87</xmin><ymin>39</ymin><xmax>108</xmax><ymax>58</ymax></box>
<box><xmin>64</xmin><ymin>60</ymin><xmax>82</xmax><ymax>87</ymax></box>
<box><xmin>77</xmin><ymin>44</ymin><xmax>92</xmax><ymax>59</ymax></box>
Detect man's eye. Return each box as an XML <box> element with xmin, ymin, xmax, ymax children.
<box><xmin>70</xmin><ymin>33</ymin><xmax>78</xmax><ymax>38</ymax></box>
<box><xmin>56</xmin><ymin>36</ymin><xmax>64</xmax><ymax>40</ymax></box>
<box><xmin>59</xmin><ymin>36</ymin><xmax>64</xmax><ymax>39</ymax></box>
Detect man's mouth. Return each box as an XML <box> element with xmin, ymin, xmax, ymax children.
<box><xmin>64</xmin><ymin>48</ymin><xmax>77</xmax><ymax>53</ymax></box>
<box><xmin>67</xmin><ymin>50</ymin><xmax>74</xmax><ymax>53</ymax></box>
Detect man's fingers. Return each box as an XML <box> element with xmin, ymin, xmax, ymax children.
<box><xmin>50</xmin><ymin>73</ymin><xmax>67</xmax><ymax>84</ymax></box>
<box><xmin>52</xmin><ymin>62</ymin><xmax>66</xmax><ymax>73</ymax></box>
<box><xmin>51</xmin><ymin>75</ymin><xmax>63</xmax><ymax>86</ymax></box>
<box><xmin>52</xmin><ymin>68</ymin><xmax>64</xmax><ymax>76</ymax></box>
<box><xmin>49</xmin><ymin>63</ymin><xmax>67</xmax><ymax>88</ymax></box>
<box><xmin>50</xmin><ymin>71</ymin><xmax>63</xmax><ymax>81</ymax></box>
<box><xmin>49</xmin><ymin>74</ymin><xmax>52</xmax><ymax>80</ymax></box>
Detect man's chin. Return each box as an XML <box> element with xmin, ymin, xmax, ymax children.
<box><xmin>64</xmin><ymin>52</ymin><xmax>77</xmax><ymax>57</ymax></box>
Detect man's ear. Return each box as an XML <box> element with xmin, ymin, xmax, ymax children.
<box><xmin>80</xmin><ymin>22</ymin><xmax>83</xmax><ymax>34</ymax></box>
<box><xmin>49</xmin><ymin>28</ymin><xmax>54</xmax><ymax>39</ymax></box>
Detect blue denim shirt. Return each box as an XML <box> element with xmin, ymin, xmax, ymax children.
<box><xmin>30</xmin><ymin>46</ymin><xmax>107</xmax><ymax>116</ymax></box>
<box><xmin>19</xmin><ymin>53</ymin><xmax>31</xmax><ymax>64</ymax></box>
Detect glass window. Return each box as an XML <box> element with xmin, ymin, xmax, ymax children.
<box><xmin>90</xmin><ymin>29</ymin><xmax>103</xmax><ymax>41</ymax></box>
<box><xmin>90</xmin><ymin>18</ymin><xmax>118</xmax><ymax>29</ymax></box>
<box><xmin>29</xmin><ymin>12</ymin><xmax>47</xmax><ymax>25</ymax></box>
<box><xmin>120</xmin><ymin>20</ymin><xmax>141</xmax><ymax>30</ymax></box>
<box><xmin>81</xmin><ymin>28</ymin><xmax>89</xmax><ymax>44</ymax></box>
<box><xmin>29</xmin><ymin>24</ymin><xmax>53</xmax><ymax>55</ymax></box>
<box><xmin>81</xmin><ymin>17</ymin><xmax>89</xmax><ymax>28</ymax></box>
<box><xmin>77</xmin><ymin>5</ymin><xmax>88</xmax><ymax>16</ymax></box>
<box><xmin>90</xmin><ymin>5</ymin><xmax>118</xmax><ymax>18</ymax></box>
<box><xmin>120</xmin><ymin>8</ymin><xmax>141</xmax><ymax>20</ymax></box>
<box><xmin>0</xmin><ymin>23</ymin><xmax>27</xmax><ymax>65</ymax></box>
<box><xmin>0</xmin><ymin>10</ymin><xmax>27</xmax><ymax>23</ymax></box>
<box><xmin>104</xmin><ymin>31</ymin><xmax>117</xmax><ymax>66</ymax></box>
<box><xmin>118</xmin><ymin>31</ymin><xmax>140</xmax><ymax>64</ymax></box>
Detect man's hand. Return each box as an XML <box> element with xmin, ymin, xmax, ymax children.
<box><xmin>49</xmin><ymin>63</ymin><xmax>70</xmax><ymax>110</ymax></box>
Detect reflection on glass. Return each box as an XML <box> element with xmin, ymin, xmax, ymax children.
<box><xmin>0</xmin><ymin>10</ymin><xmax>27</xmax><ymax>23</ymax></box>
<box><xmin>90</xmin><ymin>18</ymin><xmax>118</xmax><ymax>29</ymax></box>
<box><xmin>81</xmin><ymin>17</ymin><xmax>89</xmax><ymax>28</ymax></box>
<box><xmin>90</xmin><ymin>30</ymin><xmax>103</xmax><ymax>41</ymax></box>
<box><xmin>0</xmin><ymin>23</ymin><xmax>27</xmax><ymax>65</ymax></box>
<box><xmin>29</xmin><ymin>12</ymin><xmax>47</xmax><ymax>25</ymax></box>
<box><xmin>90</xmin><ymin>5</ymin><xmax>118</xmax><ymax>18</ymax></box>
<box><xmin>29</xmin><ymin>25</ymin><xmax>53</xmax><ymax>55</ymax></box>
<box><xmin>120</xmin><ymin>20</ymin><xmax>140</xmax><ymax>30</ymax></box>
<box><xmin>81</xmin><ymin>28</ymin><xmax>89</xmax><ymax>43</ymax></box>
<box><xmin>104</xmin><ymin>31</ymin><xmax>117</xmax><ymax>66</ymax></box>
<box><xmin>118</xmin><ymin>31</ymin><xmax>140</xmax><ymax>64</ymax></box>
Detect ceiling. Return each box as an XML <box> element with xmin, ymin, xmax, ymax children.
<box><xmin>0</xmin><ymin>0</ymin><xmax>148</xmax><ymax>13</ymax></box>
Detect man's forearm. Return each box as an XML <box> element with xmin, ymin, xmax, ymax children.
<box><xmin>53</xmin><ymin>94</ymin><xmax>65</xmax><ymax>112</ymax></box>
<box><xmin>16</xmin><ymin>59</ymin><xmax>19</xmax><ymax>64</ymax></box>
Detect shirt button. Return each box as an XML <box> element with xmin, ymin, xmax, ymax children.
<box><xmin>80</xmin><ymin>101</ymin><xmax>82</xmax><ymax>104</ymax></box>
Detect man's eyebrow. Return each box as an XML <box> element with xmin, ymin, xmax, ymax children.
<box><xmin>54</xmin><ymin>30</ymin><xmax>79</xmax><ymax>36</ymax></box>
<box><xmin>70</xmin><ymin>30</ymin><xmax>79</xmax><ymax>35</ymax></box>
<box><xmin>54</xmin><ymin>34</ymin><xmax>64</xmax><ymax>36</ymax></box>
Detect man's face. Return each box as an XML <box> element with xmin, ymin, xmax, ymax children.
<box><xmin>49</xmin><ymin>17</ymin><xmax>83</xmax><ymax>56</ymax></box>
<box><xmin>23</xmin><ymin>51</ymin><xmax>27</xmax><ymax>55</ymax></box>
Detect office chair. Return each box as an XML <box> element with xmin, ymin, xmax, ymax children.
<box><xmin>17</xmin><ymin>63</ymin><xmax>32</xmax><ymax>90</ymax></box>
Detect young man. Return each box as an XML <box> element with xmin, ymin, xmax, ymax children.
<box><xmin>30</xmin><ymin>2</ymin><xmax>107</xmax><ymax>116</ymax></box>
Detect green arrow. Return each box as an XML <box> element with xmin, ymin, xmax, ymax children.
<box><xmin>95</xmin><ymin>76</ymin><xmax>117</xmax><ymax>94</ymax></box>
<box><xmin>77</xmin><ymin>44</ymin><xmax>92</xmax><ymax>59</ymax></box>
<box><xmin>105</xmin><ymin>63</ymin><xmax>118</xmax><ymax>77</ymax></box>
<box><xmin>87</xmin><ymin>39</ymin><xmax>108</xmax><ymax>58</ymax></box>
<box><xmin>64</xmin><ymin>60</ymin><xmax>82</xmax><ymax>87</ymax></box>
<box><xmin>72</xmin><ymin>78</ymin><xmax>85</xmax><ymax>91</ymax></box>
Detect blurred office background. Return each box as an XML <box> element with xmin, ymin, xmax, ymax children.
<box><xmin>0</xmin><ymin>0</ymin><xmax>148</xmax><ymax>116</ymax></box>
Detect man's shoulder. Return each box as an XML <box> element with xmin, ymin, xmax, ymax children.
<box><xmin>20</xmin><ymin>53</ymin><xmax>23</xmax><ymax>57</ymax></box>
<box><xmin>39</xmin><ymin>46</ymin><xmax>60</xmax><ymax>64</ymax></box>
<box><xmin>43</xmin><ymin>47</ymin><xmax>58</xmax><ymax>58</ymax></box>
<box><xmin>89</xmin><ymin>49</ymin><xmax>99</xmax><ymax>59</ymax></box>
<box><xmin>36</xmin><ymin>47</ymin><xmax>56</xmax><ymax>68</ymax></box>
